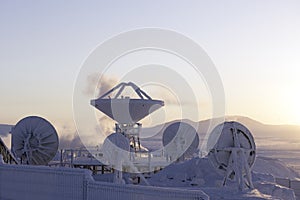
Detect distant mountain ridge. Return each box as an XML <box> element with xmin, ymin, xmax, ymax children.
<box><xmin>140</xmin><ymin>115</ymin><xmax>300</xmax><ymax>150</ymax></box>
<box><xmin>1</xmin><ymin>116</ymin><xmax>300</xmax><ymax>150</ymax></box>
<box><xmin>0</xmin><ymin>124</ymin><xmax>13</xmax><ymax>137</ymax></box>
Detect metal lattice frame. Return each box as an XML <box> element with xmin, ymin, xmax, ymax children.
<box><xmin>0</xmin><ymin>137</ymin><xmax>18</xmax><ymax>164</ymax></box>
<box><xmin>208</xmin><ymin>121</ymin><xmax>256</xmax><ymax>190</ymax></box>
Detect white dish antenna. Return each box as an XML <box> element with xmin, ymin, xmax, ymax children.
<box><xmin>208</xmin><ymin>121</ymin><xmax>256</xmax><ymax>190</ymax></box>
<box><xmin>162</xmin><ymin>122</ymin><xmax>199</xmax><ymax>162</ymax></box>
<box><xmin>91</xmin><ymin>82</ymin><xmax>164</xmax><ymax>124</ymax></box>
<box><xmin>11</xmin><ymin>116</ymin><xmax>59</xmax><ymax>165</ymax></box>
<box><xmin>102</xmin><ymin>133</ymin><xmax>130</xmax><ymax>184</ymax></box>
<box><xmin>102</xmin><ymin>133</ymin><xmax>130</xmax><ymax>167</ymax></box>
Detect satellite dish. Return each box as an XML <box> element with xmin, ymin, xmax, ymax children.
<box><xmin>207</xmin><ymin>121</ymin><xmax>256</xmax><ymax>190</ymax></box>
<box><xmin>162</xmin><ymin>122</ymin><xmax>199</xmax><ymax>162</ymax></box>
<box><xmin>102</xmin><ymin>133</ymin><xmax>130</xmax><ymax>168</ymax></box>
<box><xmin>91</xmin><ymin>82</ymin><xmax>164</xmax><ymax>124</ymax></box>
<box><xmin>11</xmin><ymin>116</ymin><xmax>59</xmax><ymax>165</ymax></box>
<box><xmin>102</xmin><ymin>133</ymin><xmax>130</xmax><ymax>184</ymax></box>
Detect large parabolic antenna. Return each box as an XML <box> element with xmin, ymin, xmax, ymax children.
<box><xmin>11</xmin><ymin>116</ymin><xmax>59</xmax><ymax>165</ymax></box>
<box><xmin>163</xmin><ymin>122</ymin><xmax>199</xmax><ymax>162</ymax></box>
<box><xmin>208</xmin><ymin>121</ymin><xmax>256</xmax><ymax>190</ymax></box>
<box><xmin>91</xmin><ymin>82</ymin><xmax>164</xmax><ymax>124</ymax></box>
<box><xmin>91</xmin><ymin>82</ymin><xmax>164</xmax><ymax>152</ymax></box>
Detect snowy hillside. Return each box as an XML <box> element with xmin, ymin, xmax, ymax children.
<box><xmin>146</xmin><ymin>157</ymin><xmax>297</xmax><ymax>199</ymax></box>
<box><xmin>253</xmin><ymin>157</ymin><xmax>300</xmax><ymax>179</ymax></box>
<box><xmin>0</xmin><ymin>124</ymin><xmax>12</xmax><ymax>137</ymax></box>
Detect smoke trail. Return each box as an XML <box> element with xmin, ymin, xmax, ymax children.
<box><xmin>84</xmin><ymin>73</ymin><xmax>118</xmax><ymax>97</ymax></box>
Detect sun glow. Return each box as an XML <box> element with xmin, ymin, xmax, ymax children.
<box><xmin>281</xmin><ymin>87</ymin><xmax>300</xmax><ymax>125</ymax></box>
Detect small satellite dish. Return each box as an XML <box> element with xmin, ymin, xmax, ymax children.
<box><xmin>102</xmin><ymin>133</ymin><xmax>130</xmax><ymax>168</ymax></box>
<box><xmin>208</xmin><ymin>121</ymin><xmax>256</xmax><ymax>189</ymax></box>
<box><xmin>102</xmin><ymin>133</ymin><xmax>130</xmax><ymax>184</ymax></box>
<box><xmin>162</xmin><ymin>122</ymin><xmax>199</xmax><ymax>162</ymax></box>
<box><xmin>11</xmin><ymin>116</ymin><xmax>59</xmax><ymax>165</ymax></box>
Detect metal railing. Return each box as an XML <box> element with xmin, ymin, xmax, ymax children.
<box><xmin>0</xmin><ymin>137</ymin><xmax>17</xmax><ymax>164</ymax></box>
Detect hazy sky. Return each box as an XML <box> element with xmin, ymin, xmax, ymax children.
<box><xmin>0</xmin><ymin>0</ymin><xmax>300</xmax><ymax>130</ymax></box>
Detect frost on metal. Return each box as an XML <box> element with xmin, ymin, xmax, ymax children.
<box><xmin>11</xmin><ymin>116</ymin><xmax>59</xmax><ymax>165</ymax></box>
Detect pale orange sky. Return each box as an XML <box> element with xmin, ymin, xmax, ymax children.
<box><xmin>0</xmin><ymin>1</ymin><xmax>299</xmax><ymax>132</ymax></box>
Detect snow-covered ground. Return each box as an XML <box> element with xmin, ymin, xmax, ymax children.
<box><xmin>92</xmin><ymin>156</ymin><xmax>299</xmax><ymax>200</ymax></box>
<box><xmin>2</xmin><ymin>119</ymin><xmax>300</xmax><ymax>199</ymax></box>
<box><xmin>258</xmin><ymin>149</ymin><xmax>300</xmax><ymax>175</ymax></box>
<box><xmin>144</xmin><ymin>157</ymin><xmax>297</xmax><ymax>199</ymax></box>
<box><xmin>1</xmin><ymin>147</ymin><xmax>300</xmax><ymax>199</ymax></box>
<box><xmin>254</xmin><ymin>156</ymin><xmax>300</xmax><ymax>179</ymax></box>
